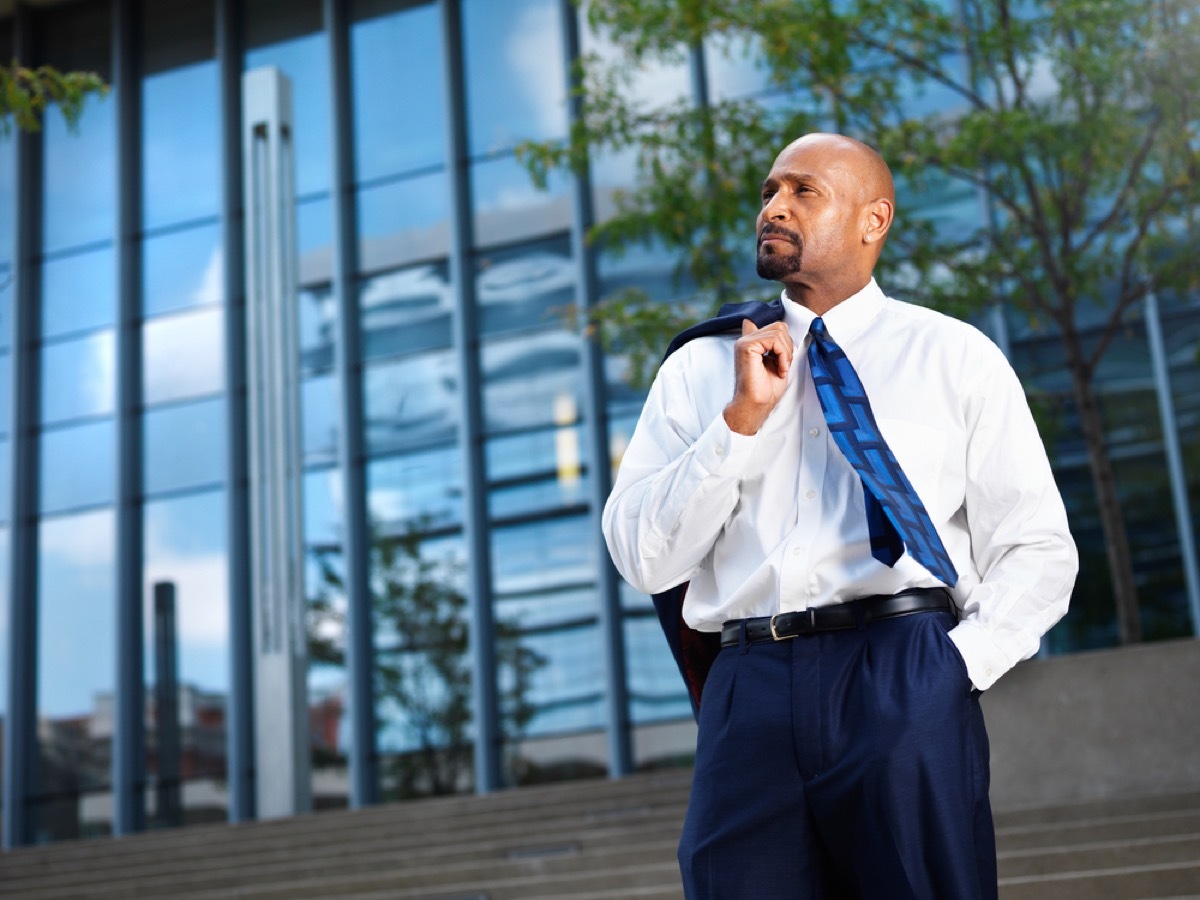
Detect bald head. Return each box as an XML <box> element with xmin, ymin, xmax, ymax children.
<box><xmin>775</xmin><ymin>133</ymin><xmax>895</xmax><ymax>212</ymax></box>
<box><xmin>756</xmin><ymin>133</ymin><xmax>896</xmax><ymax>311</ymax></box>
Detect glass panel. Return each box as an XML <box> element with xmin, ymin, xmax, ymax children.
<box><xmin>142</xmin><ymin>223</ymin><xmax>223</xmax><ymax>317</ymax></box>
<box><xmin>356</xmin><ymin>171</ymin><xmax>450</xmax><ymax>274</ymax></box>
<box><xmin>302</xmin><ymin>374</ymin><xmax>339</xmax><ymax>466</ymax></box>
<box><xmin>303</xmin><ymin>464</ymin><xmax>348</xmax><ymax>809</ymax></box>
<box><xmin>475</xmin><ymin>237</ymin><xmax>573</xmax><ymax>338</ymax></box>
<box><xmin>297</xmin><ymin>194</ymin><xmax>333</xmax><ymax>286</ymax></box>
<box><xmin>41</xmin><ymin>247</ymin><xmax>117</xmax><ymax>339</ymax></box>
<box><xmin>350</xmin><ymin>0</ymin><xmax>445</xmax><ymax>182</ymax></box>
<box><xmin>142</xmin><ymin>60</ymin><xmax>221</xmax><ymax>230</ymax></box>
<box><xmin>0</xmin><ymin>267</ymin><xmax>11</xmax><ymax>351</ymax></box>
<box><xmin>41</xmin><ymin>420</ymin><xmax>116</xmax><ymax>514</ymax></box>
<box><xmin>462</xmin><ymin>0</ymin><xmax>566</xmax><ymax>156</ymax></box>
<box><xmin>0</xmin><ymin>350</ymin><xmax>10</xmax><ymax>438</ymax></box>
<box><xmin>41</xmin><ymin>331</ymin><xmax>115</xmax><ymax>424</ymax></box>
<box><xmin>142</xmin><ymin>490</ymin><xmax>230</xmax><ymax>827</ymax></box>
<box><xmin>491</xmin><ymin>514</ymin><xmax>595</xmax><ymax>596</ymax></box>
<box><xmin>41</xmin><ymin>91</ymin><xmax>115</xmax><ymax>255</ymax></box>
<box><xmin>0</xmin><ymin>127</ymin><xmax>13</xmax><ymax>266</ymax></box>
<box><xmin>143</xmin><ymin>307</ymin><xmax>226</xmax><ymax>406</ymax></box>
<box><xmin>368</xmin><ymin>445</ymin><xmax>464</xmax><ymax>533</ymax></box>
<box><xmin>363</xmin><ymin>349</ymin><xmax>458</xmax><ymax>455</ymax></box>
<box><xmin>35</xmin><ymin>508</ymin><xmax>115</xmax><ymax>841</ymax></box>
<box><xmin>481</xmin><ymin>329</ymin><xmax>584</xmax><ymax>434</ymax></box>
<box><xmin>369</xmin><ymin>530</ymin><xmax>473</xmax><ymax>799</ymax></box>
<box><xmin>359</xmin><ymin>261</ymin><xmax>453</xmax><ymax>361</ymax></box>
<box><xmin>299</xmin><ymin>283</ymin><xmax>336</xmax><ymax>376</ymax></box>
<box><xmin>245</xmin><ymin>29</ymin><xmax>331</xmax><ymax>198</ymax></box>
<box><xmin>470</xmin><ymin>155</ymin><xmax>571</xmax><ymax>248</ymax></box>
<box><xmin>144</xmin><ymin>398</ymin><xmax>227</xmax><ymax>496</ymax></box>
<box><xmin>486</xmin><ymin>426</ymin><xmax>588</xmax><ymax>520</ymax></box>
<box><xmin>0</xmin><ymin>438</ymin><xmax>9</xmax><ymax>518</ymax></box>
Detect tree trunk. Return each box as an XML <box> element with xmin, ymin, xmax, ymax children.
<box><xmin>1061</xmin><ymin>327</ymin><xmax>1143</xmax><ymax>644</ymax></box>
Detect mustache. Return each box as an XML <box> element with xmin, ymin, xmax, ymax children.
<box><xmin>758</xmin><ymin>224</ymin><xmax>800</xmax><ymax>246</ymax></box>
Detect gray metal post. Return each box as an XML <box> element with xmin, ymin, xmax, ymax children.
<box><xmin>559</xmin><ymin>0</ymin><xmax>632</xmax><ymax>778</ymax></box>
<box><xmin>1144</xmin><ymin>291</ymin><xmax>1200</xmax><ymax>635</ymax></box>
<box><xmin>112</xmin><ymin>0</ymin><xmax>146</xmax><ymax>837</ymax></box>
<box><xmin>323</xmin><ymin>0</ymin><xmax>378</xmax><ymax>808</ymax></box>
<box><xmin>2</xmin><ymin>2</ymin><xmax>40</xmax><ymax>852</ymax></box>
<box><xmin>439</xmin><ymin>0</ymin><xmax>502</xmax><ymax>793</ymax></box>
<box><xmin>153</xmin><ymin>582</ymin><xmax>182</xmax><ymax>827</ymax></box>
<box><xmin>243</xmin><ymin>67</ymin><xmax>313</xmax><ymax>817</ymax></box>
<box><xmin>217</xmin><ymin>0</ymin><xmax>255</xmax><ymax>823</ymax></box>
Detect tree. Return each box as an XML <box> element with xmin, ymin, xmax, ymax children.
<box><xmin>1</xmin><ymin>61</ymin><xmax>108</xmax><ymax>136</ymax></box>
<box><xmin>310</xmin><ymin>525</ymin><xmax>546</xmax><ymax>798</ymax></box>
<box><xmin>518</xmin><ymin>0</ymin><xmax>1200</xmax><ymax>646</ymax></box>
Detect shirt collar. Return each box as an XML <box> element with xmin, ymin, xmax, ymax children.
<box><xmin>780</xmin><ymin>278</ymin><xmax>886</xmax><ymax>345</ymax></box>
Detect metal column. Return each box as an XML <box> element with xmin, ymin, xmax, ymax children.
<box><xmin>438</xmin><ymin>0</ymin><xmax>502</xmax><ymax>793</ymax></box>
<box><xmin>1144</xmin><ymin>291</ymin><xmax>1200</xmax><ymax>635</ymax></box>
<box><xmin>323</xmin><ymin>0</ymin><xmax>378</xmax><ymax>808</ymax></box>
<box><xmin>2</xmin><ymin>2</ymin><xmax>41</xmax><ymax>851</ymax></box>
<box><xmin>242</xmin><ymin>67</ymin><xmax>313</xmax><ymax>818</ymax></box>
<box><xmin>217</xmin><ymin>0</ymin><xmax>255</xmax><ymax>823</ymax></box>
<box><xmin>559</xmin><ymin>0</ymin><xmax>632</xmax><ymax>778</ymax></box>
<box><xmin>112</xmin><ymin>0</ymin><xmax>146</xmax><ymax>837</ymax></box>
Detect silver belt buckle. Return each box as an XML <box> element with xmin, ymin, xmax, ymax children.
<box><xmin>770</xmin><ymin>612</ymin><xmax>800</xmax><ymax>640</ymax></box>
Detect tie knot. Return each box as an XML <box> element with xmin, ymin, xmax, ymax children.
<box><xmin>809</xmin><ymin>317</ymin><xmax>828</xmax><ymax>339</ymax></box>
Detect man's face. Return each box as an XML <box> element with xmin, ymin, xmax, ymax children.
<box><xmin>755</xmin><ymin>139</ymin><xmax>865</xmax><ymax>285</ymax></box>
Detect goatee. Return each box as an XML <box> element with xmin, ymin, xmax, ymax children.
<box><xmin>757</xmin><ymin>246</ymin><xmax>802</xmax><ymax>281</ymax></box>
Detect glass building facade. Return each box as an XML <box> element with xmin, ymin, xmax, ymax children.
<box><xmin>1</xmin><ymin>0</ymin><xmax>1197</xmax><ymax>848</ymax></box>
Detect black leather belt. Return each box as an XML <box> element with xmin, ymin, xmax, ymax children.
<box><xmin>720</xmin><ymin>588</ymin><xmax>954</xmax><ymax>647</ymax></box>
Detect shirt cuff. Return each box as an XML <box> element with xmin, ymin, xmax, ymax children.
<box><xmin>693</xmin><ymin>412</ymin><xmax>759</xmax><ymax>476</ymax></box>
<box><xmin>947</xmin><ymin>619</ymin><xmax>1014</xmax><ymax>692</ymax></box>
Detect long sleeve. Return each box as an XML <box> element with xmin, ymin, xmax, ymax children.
<box><xmin>602</xmin><ymin>348</ymin><xmax>760</xmax><ymax>595</ymax></box>
<box><xmin>947</xmin><ymin>348</ymin><xmax>1079</xmax><ymax>691</ymax></box>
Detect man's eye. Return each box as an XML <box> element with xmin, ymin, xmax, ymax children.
<box><xmin>761</xmin><ymin>191</ymin><xmax>775</xmax><ymax>204</ymax></box>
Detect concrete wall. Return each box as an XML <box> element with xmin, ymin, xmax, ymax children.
<box><xmin>982</xmin><ymin>637</ymin><xmax>1200</xmax><ymax>811</ymax></box>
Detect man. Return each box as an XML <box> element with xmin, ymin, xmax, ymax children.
<box><xmin>601</xmin><ymin>133</ymin><xmax>1078</xmax><ymax>899</ymax></box>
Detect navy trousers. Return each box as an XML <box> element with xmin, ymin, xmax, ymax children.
<box><xmin>678</xmin><ymin>610</ymin><xmax>997</xmax><ymax>900</ymax></box>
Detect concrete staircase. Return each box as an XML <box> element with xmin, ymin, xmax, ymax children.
<box><xmin>0</xmin><ymin>771</ymin><xmax>1196</xmax><ymax>899</ymax></box>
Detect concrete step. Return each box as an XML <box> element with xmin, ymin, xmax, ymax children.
<box><xmin>2</xmin><ymin>772</ymin><xmax>1197</xmax><ymax>900</ymax></box>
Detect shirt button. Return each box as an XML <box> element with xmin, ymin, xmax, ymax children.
<box><xmin>714</xmin><ymin>444</ymin><xmax>724</xmax><ymax>456</ymax></box>
<box><xmin>792</xmin><ymin>546</ymin><xmax>802</xmax><ymax>557</ymax></box>
<box><xmin>809</xmin><ymin>427</ymin><xmax>820</xmax><ymax>437</ymax></box>
<box><xmin>805</xmin><ymin>489</ymin><xmax>816</xmax><ymax>499</ymax></box>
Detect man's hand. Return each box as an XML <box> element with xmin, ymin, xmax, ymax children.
<box><xmin>724</xmin><ymin>319</ymin><xmax>794</xmax><ymax>435</ymax></box>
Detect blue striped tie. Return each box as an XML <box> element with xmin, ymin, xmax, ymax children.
<box><xmin>807</xmin><ymin>317</ymin><xmax>958</xmax><ymax>586</ymax></box>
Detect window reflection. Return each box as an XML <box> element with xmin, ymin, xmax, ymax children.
<box><xmin>142</xmin><ymin>490</ymin><xmax>230</xmax><ymax>826</ymax></box>
<box><xmin>363</xmin><ymin>350</ymin><xmax>459</xmax><ymax>454</ymax></box>
<box><xmin>359</xmin><ymin>261</ymin><xmax>453</xmax><ymax>361</ymax></box>
<box><xmin>301</xmin><ymin>374</ymin><xmax>339</xmax><ymax>466</ymax></box>
<box><xmin>486</xmin><ymin>426</ymin><xmax>589</xmax><ymax>519</ymax></box>
<box><xmin>481</xmin><ymin>330</ymin><xmax>583</xmax><ymax>434</ymax></box>
<box><xmin>350</xmin><ymin>0</ymin><xmax>445</xmax><ymax>182</ymax></box>
<box><xmin>462</xmin><ymin>0</ymin><xmax>566</xmax><ymax>156</ymax></box>
<box><xmin>41</xmin><ymin>420</ymin><xmax>116</xmax><ymax>514</ymax></box>
<box><xmin>368</xmin><ymin>445</ymin><xmax>464</xmax><ymax>533</ymax></box>
<box><xmin>142</xmin><ymin>60</ymin><xmax>220</xmax><ymax>230</ymax></box>
<box><xmin>142</xmin><ymin>307</ymin><xmax>225</xmax><ymax>406</ymax></box>
<box><xmin>42</xmin><ymin>92</ymin><xmax>115</xmax><ymax>255</ymax></box>
<box><xmin>142</xmin><ymin>224</ymin><xmax>223</xmax><ymax>318</ymax></box>
<box><xmin>35</xmin><ymin>508</ymin><xmax>115</xmax><ymax>840</ymax></box>
<box><xmin>1</xmin><ymin>140</ymin><xmax>14</xmax><ymax>265</ymax></box>
<box><xmin>41</xmin><ymin>331</ymin><xmax>115</xmax><ymax>424</ymax></box>
<box><xmin>0</xmin><ymin>268</ymin><xmax>11</xmax><ymax>350</ymax></box>
<box><xmin>298</xmin><ymin>195</ymin><xmax>333</xmax><ymax>285</ymax></box>
<box><xmin>41</xmin><ymin>248</ymin><xmax>117</xmax><ymax>339</ymax></box>
<box><xmin>299</xmin><ymin>283</ymin><xmax>336</xmax><ymax>375</ymax></box>
<box><xmin>475</xmin><ymin>238</ymin><xmax>573</xmax><ymax>337</ymax></box>
<box><xmin>471</xmin><ymin>156</ymin><xmax>571</xmax><ymax>248</ymax></box>
<box><xmin>0</xmin><ymin>438</ymin><xmax>9</xmax><ymax>517</ymax></box>
<box><xmin>357</xmin><ymin>172</ymin><xmax>451</xmax><ymax>274</ymax></box>
<box><xmin>490</xmin><ymin>514</ymin><xmax>595</xmax><ymax>595</ymax></box>
<box><xmin>144</xmin><ymin>398</ymin><xmax>226</xmax><ymax>496</ymax></box>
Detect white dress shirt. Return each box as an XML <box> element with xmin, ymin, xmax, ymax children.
<box><xmin>602</xmin><ymin>279</ymin><xmax>1078</xmax><ymax>691</ymax></box>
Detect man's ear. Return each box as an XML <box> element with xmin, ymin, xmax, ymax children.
<box><xmin>863</xmin><ymin>197</ymin><xmax>894</xmax><ymax>246</ymax></box>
